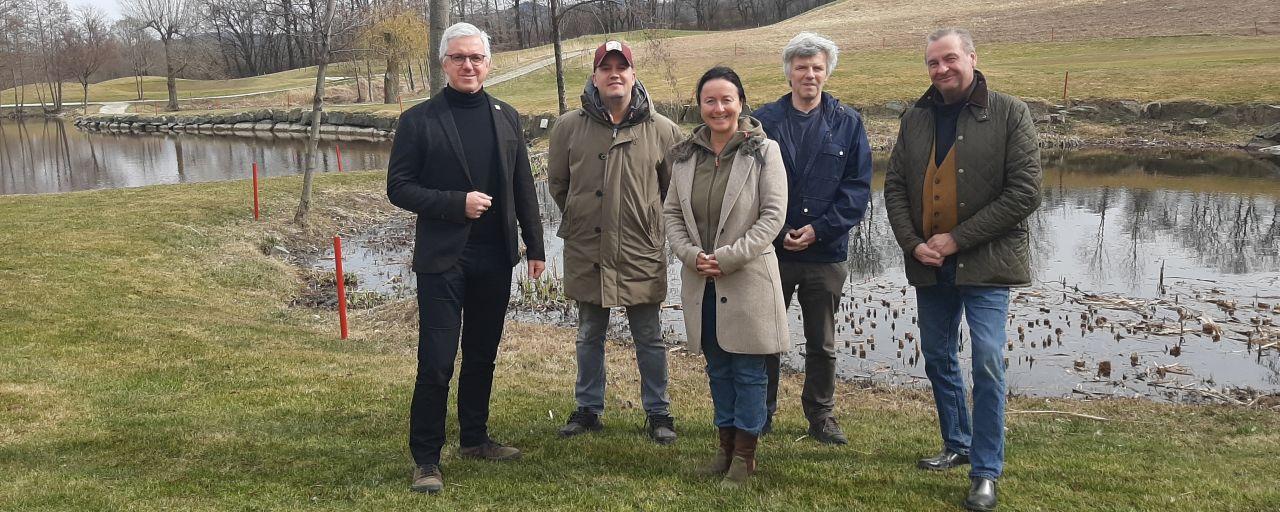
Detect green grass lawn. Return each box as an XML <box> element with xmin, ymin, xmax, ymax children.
<box><xmin>2</xmin><ymin>172</ymin><xmax>1278</xmax><ymax>510</ymax></box>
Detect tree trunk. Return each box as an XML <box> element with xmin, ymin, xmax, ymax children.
<box><xmin>384</xmin><ymin>35</ymin><xmax>401</xmax><ymax>104</ymax></box>
<box><xmin>163</xmin><ymin>37</ymin><xmax>179</xmax><ymax>111</ymax></box>
<box><xmin>296</xmin><ymin>0</ymin><xmax>338</xmax><ymax>227</ymax></box>
<box><xmin>365</xmin><ymin>58</ymin><xmax>376</xmax><ymax>102</ymax></box>
<box><xmin>428</xmin><ymin>0</ymin><xmax>449</xmax><ymax>94</ymax></box>
<box><xmin>551</xmin><ymin>0</ymin><xmax>567</xmax><ymax>114</ymax></box>
<box><xmin>514</xmin><ymin>0</ymin><xmax>525</xmax><ymax>48</ymax></box>
<box><xmin>353</xmin><ymin>60</ymin><xmax>365</xmax><ymax>103</ymax></box>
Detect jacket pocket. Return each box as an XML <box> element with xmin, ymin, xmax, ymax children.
<box><xmin>796</xmin><ymin>196</ymin><xmax>832</xmax><ymax>219</ymax></box>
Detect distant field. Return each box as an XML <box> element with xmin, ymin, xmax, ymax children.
<box><xmin>5</xmin><ymin>0</ymin><xmax>1277</xmax><ymax>116</ymax></box>
<box><xmin>492</xmin><ymin>34</ymin><xmax>1280</xmax><ymax>114</ymax></box>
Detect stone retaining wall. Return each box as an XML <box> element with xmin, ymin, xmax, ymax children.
<box><xmin>74</xmin><ymin>99</ymin><xmax>1280</xmax><ymax>143</ymax></box>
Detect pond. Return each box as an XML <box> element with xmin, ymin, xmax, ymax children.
<box><xmin>324</xmin><ymin>149</ymin><xmax>1280</xmax><ymax>402</ymax></box>
<box><xmin>0</xmin><ymin>118</ymin><xmax>389</xmax><ymax>195</ymax></box>
<box><xmin>5</xmin><ymin>117</ymin><xmax>1278</xmax><ymax>401</ymax></box>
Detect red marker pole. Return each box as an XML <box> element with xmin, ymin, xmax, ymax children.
<box><xmin>252</xmin><ymin>162</ymin><xmax>260</xmax><ymax>220</ymax></box>
<box><xmin>335</xmin><ymin>144</ymin><xmax>344</xmax><ymax>172</ymax></box>
<box><xmin>334</xmin><ymin>236</ymin><xmax>349</xmax><ymax>340</ymax></box>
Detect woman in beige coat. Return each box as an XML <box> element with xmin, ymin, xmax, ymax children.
<box><xmin>663</xmin><ymin>66</ymin><xmax>788</xmax><ymax>487</ymax></box>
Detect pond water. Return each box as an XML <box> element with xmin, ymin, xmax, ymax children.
<box><xmin>5</xmin><ymin>116</ymin><xmax>1278</xmax><ymax>401</ymax></box>
<box><xmin>326</xmin><ymin>149</ymin><xmax>1280</xmax><ymax>402</ymax></box>
<box><xmin>0</xmin><ymin>118</ymin><xmax>389</xmax><ymax>195</ymax></box>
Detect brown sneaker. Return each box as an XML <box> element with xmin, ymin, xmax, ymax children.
<box><xmin>458</xmin><ymin>439</ymin><xmax>522</xmax><ymax>461</ymax></box>
<box><xmin>410</xmin><ymin>464</ymin><xmax>443</xmax><ymax>494</ymax></box>
<box><xmin>720</xmin><ymin>430</ymin><xmax>758</xmax><ymax>488</ymax></box>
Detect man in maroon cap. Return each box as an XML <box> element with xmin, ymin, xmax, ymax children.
<box><xmin>548</xmin><ymin>40</ymin><xmax>683</xmax><ymax>444</ymax></box>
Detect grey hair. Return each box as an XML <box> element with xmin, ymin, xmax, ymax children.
<box><xmin>781</xmin><ymin>32</ymin><xmax>839</xmax><ymax>78</ymax></box>
<box><xmin>438</xmin><ymin>22</ymin><xmax>491</xmax><ymax>63</ymax></box>
<box><xmin>925</xmin><ymin>27</ymin><xmax>976</xmax><ymax>58</ymax></box>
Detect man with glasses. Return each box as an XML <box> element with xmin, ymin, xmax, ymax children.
<box><xmin>387</xmin><ymin>22</ymin><xmax>545</xmax><ymax>494</ymax></box>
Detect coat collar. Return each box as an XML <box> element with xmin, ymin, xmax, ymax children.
<box><xmin>423</xmin><ymin>88</ymin><xmax>514</xmax><ymax>184</ymax></box>
<box><xmin>913</xmin><ymin>69</ymin><xmax>990</xmax><ymax>121</ymax></box>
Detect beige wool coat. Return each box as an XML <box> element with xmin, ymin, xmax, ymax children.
<box><xmin>663</xmin><ymin>123</ymin><xmax>790</xmax><ymax>355</ymax></box>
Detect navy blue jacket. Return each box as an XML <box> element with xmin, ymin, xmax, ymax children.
<box><xmin>754</xmin><ymin>92</ymin><xmax>873</xmax><ymax>263</ymax></box>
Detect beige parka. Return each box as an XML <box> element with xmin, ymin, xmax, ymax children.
<box><xmin>548</xmin><ymin>80</ymin><xmax>683</xmax><ymax>307</ymax></box>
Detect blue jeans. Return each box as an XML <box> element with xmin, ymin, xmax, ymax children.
<box><xmin>916</xmin><ymin>259</ymin><xmax>1009</xmax><ymax>480</ymax></box>
<box><xmin>701</xmin><ymin>281</ymin><xmax>768</xmax><ymax>436</ymax></box>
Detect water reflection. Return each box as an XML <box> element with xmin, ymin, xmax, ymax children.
<box><xmin>315</xmin><ymin>147</ymin><xmax>1280</xmax><ymax>399</ymax></box>
<box><xmin>851</xmin><ymin>150</ymin><xmax>1280</xmax><ymax>297</ymax></box>
<box><xmin>0</xmin><ymin>118</ymin><xmax>390</xmax><ymax>195</ymax></box>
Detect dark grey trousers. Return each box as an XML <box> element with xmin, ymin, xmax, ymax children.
<box><xmin>573</xmin><ymin>301</ymin><xmax>671</xmax><ymax>416</ymax></box>
<box><xmin>766</xmin><ymin>260</ymin><xmax>847</xmax><ymax>423</ymax></box>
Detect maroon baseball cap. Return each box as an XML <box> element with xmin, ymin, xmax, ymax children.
<box><xmin>593</xmin><ymin>40</ymin><xmax>634</xmax><ymax>68</ymax></box>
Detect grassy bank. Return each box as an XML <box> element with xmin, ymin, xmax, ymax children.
<box><xmin>491</xmin><ymin>34</ymin><xmax>1280</xmax><ymax>114</ymax></box>
<box><xmin>2</xmin><ymin>173</ymin><xmax>1278</xmax><ymax>511</ymax></box>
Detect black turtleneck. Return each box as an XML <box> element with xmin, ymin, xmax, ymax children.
<box><xmin>443</xmin><ymin>85</ymin><xmax>504</xmax><ymax>250</ymax></box>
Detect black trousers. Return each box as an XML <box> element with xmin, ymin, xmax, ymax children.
<box><xmin>766</xmin><ymin>260</ymin><xmax>847</xmax><ymax>423</ymax></box>
<box><xmin>409</xmin><ymin>245</ymin><xmax>513</xmax><ymax>466</ymax></box>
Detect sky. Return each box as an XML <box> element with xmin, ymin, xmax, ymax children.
<box><xmin>68</xmin><ymin>0</ymin><xmax>123</xmax><ymax>21</ymax></box>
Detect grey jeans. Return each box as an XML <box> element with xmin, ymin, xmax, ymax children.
<box><xmin>766</xmin><ymin>260</ymin><xmax>847</xmax><ymax>422</ymax></box>
<box><xmin>574</xmin><ymin>301</ymin><xmax>671</xmax><ymax>416</ymax></box>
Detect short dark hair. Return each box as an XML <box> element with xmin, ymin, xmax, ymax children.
<box><xmin>695</xmin><ymin>66</ymin><xmax>746</xmax><ymax>104</ymax></box>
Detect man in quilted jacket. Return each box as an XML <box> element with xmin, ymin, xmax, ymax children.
<box><xmin>883</xmin><ymin>27</ymin><xmax>1042</xmax><ymax>512</ymax></box>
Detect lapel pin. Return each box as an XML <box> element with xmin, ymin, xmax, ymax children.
<box><xmin>494</xmin><ymin>104</ymin><xmax>502</xmax><ymax>110</ymax></box>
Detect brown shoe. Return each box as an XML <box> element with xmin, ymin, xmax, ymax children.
<box><xmin>458</xmin><ymin>439</ymin><xmax>522</xmax><ymax>461</ymax></box>
<box><xmin>720</xmin><ymin>430</ymin><xmax>758</xmax><ymax>488</ymax></box>
<box><xmin>410</xmin><ymin>464</ymin><xmax>443</xmax><ymax>494</ymax></box>
<box><xmin>698</xmin><ymin>426</ymin><xmax>737</xmax><ymax>476</ymax></box>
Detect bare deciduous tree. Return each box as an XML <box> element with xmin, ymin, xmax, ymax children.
<box><xmin>115</xmin><ymin>19</ymin><xmax>155</xmax><ymax>101</ymax></box>
<box><xmin>122</xmin><ymin>0</ymin><xmax>199</xmax><ymax>111</ymax></box>
<box><xmin>64</xmin><ymin>7</ymin><xmax>114</xmax><ymax>109</ymax></box>
<box><xmin>295</xmin><ymin>0</ymin><xmax>366</xmax><ymax>225</ymax></box>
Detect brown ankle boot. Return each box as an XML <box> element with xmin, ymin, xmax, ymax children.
<box><xmin>720</xmin><ymin>429</ymin><xmax>758</xmax><ymax>488</ymax></box>
<box><xmin>699</xmin><ymin>427</ymin><xmax>737</xmax><ymax>475</ymax></box>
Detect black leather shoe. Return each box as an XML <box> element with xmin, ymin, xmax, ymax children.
<box><xmin>964</xmin><ymin>476</ymin><xmax>998</xmax><ymax>511</ymax></box>
<box><xmin>916</xmin><ymin>449</ymin><xmax>970</xmax><ymax>470</ymax></box>
<box><xmin>645</xmin><ymin>414</ymin><xmax>677</xmax><ymax>445</ymax></box>
<box><xmin>760</xmin><ymin>415</ymin><xmax>773</xmax><ymax>436</ymax></box>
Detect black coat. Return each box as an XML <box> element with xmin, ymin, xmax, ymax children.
<box><xmin>386</xmin><ymin>91</ymin><xmax>545</xmax><ymax>273</ymax></box>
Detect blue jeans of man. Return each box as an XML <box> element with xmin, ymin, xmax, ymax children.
<box><xmin>701</xmin><ymin>280</ymin><xmax>768</xmax><ymax>436</ymax></box>
<box><xmin>916</xmin><ymin>258</ymin><xmax>1009</xmax><ymax>480</ymax></box>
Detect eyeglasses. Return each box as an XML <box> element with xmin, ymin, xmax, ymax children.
<box><xmin>445</xmin><ymin>53</ymin><xmax>487</xmax><ymax>65</ymax></box>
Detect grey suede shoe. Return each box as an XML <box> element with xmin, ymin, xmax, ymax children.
<box><xmin>410</xmin><ymin>464</ymin><xmax>443</xmax><ymax>494</ymax></box>
<box><xmin>457</xmin><ymin>440</ymin><xmax>522</xmax><ymax>461</ymax></box>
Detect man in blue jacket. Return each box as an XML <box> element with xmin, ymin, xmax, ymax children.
<box><xmin>754</xmin><ymin>32</ymin><xmax>873</xmax><ymax>445</ymax></box>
